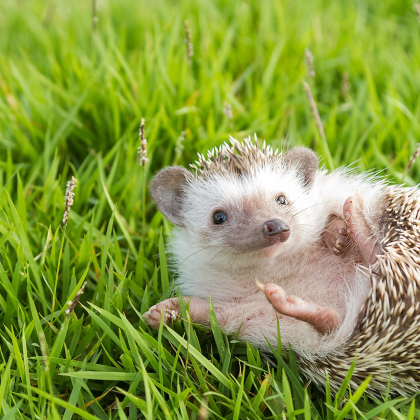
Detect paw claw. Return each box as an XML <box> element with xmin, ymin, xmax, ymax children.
<box><xmin>338</xmin><ymin>227</ymin><xmax>347</xmax><ymax>236</ymax></box>
<box><xmin>324</xmin><ymin>215</ymin><xmax>351</xmax><ymax>256</ymax></box>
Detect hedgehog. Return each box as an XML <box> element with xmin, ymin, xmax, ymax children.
<box><xmin>145</xmin><ymin>136</ymin><xmax>420</xmax><ymax>396</ymax></box>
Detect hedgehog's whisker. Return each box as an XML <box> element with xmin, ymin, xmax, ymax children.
<box><xmin>289</xmin><ymin>191</ymin><xmax>310</xmax><ymax>206</ymax></box>
<box><xmin>208</xmin><ymin>247</ymin><xmax>231</xmax><ymax>266</ymax></box>
<box><xmin>290</xmin><ymin>201</ymin><xmax>334</xmax><ymax>218</ymax></box>
<box><xmin>294</xmin><ymin>225</ymin><xmax>320</xmax><ymax>236</ymax></box>
<box><xmin>293</xmin><ymin>222</ymin><xmax>319</xmax><ymax>231</ymax></box>
<box><xmin>294</xmin><ymin>222</ymin><xmax>318</xmax><ymax>229</ymax></box>
<box><xmin>176</xmin><ymin>245</ymin><xmax>225</xmax><ymax>269</ymax></box>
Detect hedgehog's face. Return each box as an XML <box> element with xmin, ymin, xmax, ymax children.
<box><xmin>151</xmin><ymin>147</ymin><xmax>323</xmax><ymax>263</ymax></box>
<box><xmin>181</xmin><ymin>167</ymin><xmax>320</xmax><ymax>260</ymax></box>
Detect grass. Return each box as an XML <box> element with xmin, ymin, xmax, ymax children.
<box><xmin>0</xmin><ymin>0</ymin><xmax>420</xmax><ymax>418</ymax></box>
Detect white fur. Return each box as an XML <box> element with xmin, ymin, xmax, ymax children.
<box><xmin>168</xmin><ymin>160</ymin><xmax>386</xmax><ymax>356</ymax></box>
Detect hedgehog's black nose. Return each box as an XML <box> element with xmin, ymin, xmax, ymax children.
<box><xmin>263</xmin><ymin>219</ymin><xmax>290</xmax><ymax>237</ymax></box>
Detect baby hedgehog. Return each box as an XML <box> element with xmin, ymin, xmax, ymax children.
<box><xmin>146</xmin><ymin>136</ymin><xmax>420</xmax><ymax>396</ymax></box>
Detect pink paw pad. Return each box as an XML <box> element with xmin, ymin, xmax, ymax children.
<box><xmin>144</xmin><ymin>298</ymin><xmax>180</xmax><ymax>329</ymax></box>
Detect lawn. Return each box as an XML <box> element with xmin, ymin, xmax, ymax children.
<box><xmin>1</xmin><ymin>0</ymin><xmax>420</xmax><ymax>418</ymax></box>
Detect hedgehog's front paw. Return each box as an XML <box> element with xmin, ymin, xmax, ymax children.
<box><xmin>343</xmin><ymin>192</ymin><xmax>379</xmax><ymax>265</ymax></box>
<box><xmin>144</xmin><ymin>298</ymin><xmax>180</xmax><ymax>330</ymax></box>
<box><xmin>323</xmin><ymin>215</ymin><xmax>351</xmax><ymax>256</ymax></box>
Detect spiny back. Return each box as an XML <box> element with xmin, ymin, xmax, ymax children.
<box><xmin>190</xmin><ymin>135</ymin><xmax>280</xmax><ymax>176</ymax></box>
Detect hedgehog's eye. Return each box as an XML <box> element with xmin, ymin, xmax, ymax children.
<box><xmin>213</xmin><ymin>211</ymin><xmax>227</xmax><ymax>224</ymax></box>
<box><xmin>276</xmin><ymin>195</ymin><xmax>288</xmax><ymax>205</ymax></box>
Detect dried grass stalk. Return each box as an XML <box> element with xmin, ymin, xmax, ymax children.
<box><xmin>302</xmin><ymin>80</ymin><xmax>326</xmax><ymax>141</ymax></box>
<box><xmin>404</xmin><ymin>143</ymin><xmax>420</xmax><ymax>177</ymax></box>
<box><xmin>65</xmin><ymin>281</ymin><xmax>87</xmax><ymax>319</ymax></box>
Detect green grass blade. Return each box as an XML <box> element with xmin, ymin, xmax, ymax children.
<box><xmin>30</xmin><ymin>387</ymin><xmax>98</xmax><ymax>420</ymax></box>
<box><xmin>4</xmin><ymin>189</ymin><xmax>46</xmax><ymax>309</ymax></box>
<box><xmin>335</xmin><ymin>375</ymin><xmax>372</xmax><ymax>420</ymax></box>
<box><xmin>165</xmin><ymin>326</ymin><xmax>232</xmax><ymax>390</ymax></box>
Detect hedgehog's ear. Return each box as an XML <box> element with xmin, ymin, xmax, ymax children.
<box><xmin>283</xmin><ymin>147</ymin><xmax>318</xmax><ymax>187</ymax></box>
<box><xmin>150</xmin><ymin>167</ymin><xmax>193</xmax><ymax>227</ymax></box>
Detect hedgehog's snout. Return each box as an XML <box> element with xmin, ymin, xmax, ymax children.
<box><xmin>262</xmin><ymin>219</ymin><xmax>290</xmax><ymax>242</ymax></box>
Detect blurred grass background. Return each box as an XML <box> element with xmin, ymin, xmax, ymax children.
<box><xmin>1</xmin><ymin>0</ymin><xmax>420</xmax><ymax>418</ymax></box>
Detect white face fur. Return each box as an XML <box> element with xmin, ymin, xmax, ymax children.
<box><xmin>177</xmin><ymin>161</ymin><xmax>327</xmax><ymax>268</ymax></box>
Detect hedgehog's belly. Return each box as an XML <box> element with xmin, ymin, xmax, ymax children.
<box><xmin>211</xmin><ymin>250</ymin><xmax>371</xmax><ymax>354</ymax></box>
<box><xmin>175</xmin><ymin>243</ymin><xmax>371</xmax><ymax>353</ymax></box>
<box><xmin>263</xmin><ymin>249</ymin><xmax>362</xmax><ymax>315</ymax></box>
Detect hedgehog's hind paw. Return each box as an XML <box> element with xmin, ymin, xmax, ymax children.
<box><xmin>257</xmin><ymin>282</ymin><xmax>341</xmax><ymax>335</ymax></box>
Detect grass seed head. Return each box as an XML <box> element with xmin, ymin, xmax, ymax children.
<box><xmin>184</xmin><ymin>19</ymin><xmax>194</xmax><ymax>66</ymax></box>
<box><xmin>223</xmin><ymin>101</ymin><xmax>233</xmax><ymax>120</ymax></box>
<box><xmin>39</xmin><ymin>331</ymin><xmax>49</xmax><ymax>371</ymax></box>
<box><xmin>92</xmin><ymin>0</ymin><xmax>98</xmax><ymax>30</ymax></box>
<box><xmin>305</xmin><ymin>48</ymin><xmax>315</xmax><ymax>80</ymax></box>
<box><xmin>62</xmin><ymin>176</ymin><xmax>77</xmax><ymax>227</ymax></box>
<box><xmin>65</xmin><ymin>281</ymin><xmax>87</xmax><ymax>319</ymax></box>
<box><xmin>138</xmin><ymin>118</ymin><xmax>149</xmax><ymax>167</ymax></box>
<box><xmin>174</xmin><ymin>131</ymin><xmax>186</xmax><ymax>164</ymax></box>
